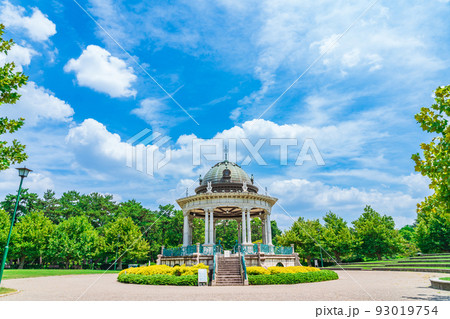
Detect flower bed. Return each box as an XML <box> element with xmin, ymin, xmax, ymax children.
<box><xmin>117</xmin><ymin>263</ymin><xmax>209</xmax><ymax>286</ymax></box>
<box><xmin>246</xmin><ymin>266</ymin><xmax>338</xmax><ymax>285</ymax></box>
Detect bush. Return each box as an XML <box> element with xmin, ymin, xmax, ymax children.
<box><xmin>267</xmin><ymin>266</ymin><xmax>320</xmax><ymax>274</ymax></box>
<box><xmin>118</xmin><ymin>273</ymin><xmax>198</xmax><ymax>286</ymax></box>
<box><xmin>119</xmin><ymin>263</ymin><xmax>209</xmax><ymax>276</ymax></box>
<box><xmin>248</xmin><ymin>270</ymin><xmax>338</xmax><ymax>285</ymax></box>
<box><xmin>247</xmin><ymin>266</ymin><xmax>270</xmax><ymax>275</ymax></box>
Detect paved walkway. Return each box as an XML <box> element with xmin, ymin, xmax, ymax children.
<box><xmin>1</xmin><ymin>271</ymin><xmax>449</xmax><ymax>301</ymax></box>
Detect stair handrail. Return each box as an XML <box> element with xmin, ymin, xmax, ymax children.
<box><xmin>212</xmin><ymin>251</ymin><xmax>217</xmax><ymax>282</ymax></box>
<box><xmin>239</xmin><ymin>252</ymin><xmax>247</xmax><ymax>285</ymax></box>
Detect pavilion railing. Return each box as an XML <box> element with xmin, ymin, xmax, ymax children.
<box><xmin>274</xmin><ymin>245</ymin><xmax>294</xmax><ymax>255</ymax></box>
<box><xmin>162</xmin><ymin>243</ymin><xmax>293</xmax><ymax>256</ymax></box>
<box><xmin>162</xmin><ymin>245</ymin><xmax>197</xmax><ymax>257</ymax></box>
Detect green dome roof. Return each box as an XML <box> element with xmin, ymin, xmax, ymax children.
<box><xmin>201</xmin><ymin>160</ymin><xmax>252</xmax><ymax>185</ymax></box>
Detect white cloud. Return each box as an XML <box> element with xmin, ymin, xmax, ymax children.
<box><xmin>66</xmin><ymin>118</ymin><xmax>128</xmax><ymax>166</ymax></box>
<box><xmin>0</xmin><ymin>43</ymin><xmax>37</xmax><ymax>71</ymax></box>
<box><xmin>64</xmin><ymin>45</ymin><xmax>137</xmax><ymax>98</ymax></box>
<box><xmin>1</xmin><ymin>81</ymin><xmax>74</xmax><ymax>126</ymax></box>
<box><xmin>0</xmin><ymin>1</ymin><xmax>56</xmax><ymax>42</ymax></box>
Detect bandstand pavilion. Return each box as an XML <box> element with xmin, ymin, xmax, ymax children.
<box><xmin>178</xmin><ymin>158</ymin><xmax>276</xmax><ymax>250</ymax></box>
<box><xmin>158</xmin><ymin>157</ymin><xmax>300</xmax><ymax>285</ymax></box>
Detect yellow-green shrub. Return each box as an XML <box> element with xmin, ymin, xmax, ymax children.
<box><xmin>119</xmin><ymin>263</ymin><xmax>209</xmax><ymax>276</ymax></box>
<box><xmin>268</xmin><ymin>266</ymin><xmax>320</xmax><ymax>274</ymax></box>
<box><xmin>246</xmin><ymin>266</ymin><xmax>270</xmax><ymax>275</ymax></box>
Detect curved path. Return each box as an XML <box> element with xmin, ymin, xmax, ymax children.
<box><xmin>1</xmin><ymin>271</ymin><xmax>449</xmax><ymax>301</ymax></box>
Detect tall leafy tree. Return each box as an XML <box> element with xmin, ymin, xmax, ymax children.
<box><xmin>322</xmin><ymin>211</ymin><xmax>353</xmax><ymax>263</ymax></box>
<box><xmin>41</xmin><ymin>190</ymin><xmax>61</xmax><ymax>224</ymax></box>
<box><xmin>0</xmin><ymin>24</ymin><xmax>29</xmax><ymax>171</ymax></box>
<box><xmin>47</xmin><ymin>216</ymin><xmax>101</xmax><ymax>268</ymax></box>
<box><xmin>412</xmin><ymin>85</ymin><xmax>450</xmax><ymax>253</ymax></box>
<box><xmin>352</xmin><ymin>206</ymin><xmax>404</xmax><ymax>260</ymax></box>
<box><xmin>1</xmin><ymin>189</ymin><xmax>43</xmax><ymax>217</ymax></box>
<box><xmin>0</xmin><ymin>208</ymin><xmax>10</xmax><ymax>257</ymax></box>
<box><xmin>277</xmin><ymin>217</ymin><xmax>323</xmax><ymax>266</ymax></box>
<box><xmin>11</xmin><ymin>212</ymin><xmax>55</xmax><ymax>268</ymax></box>
<box><xmin>102</xmin><ymin>217</ymin><xmax>149</xmax><ymax>269</ymax></box>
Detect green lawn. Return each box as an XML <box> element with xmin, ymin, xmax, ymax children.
<box><xmin>0</xmin><ymin>287</ymin><xmax>16</xmax><ymax>295</ymax></box>
<box><xmin>2</xmin><ymin>269</ymin><xmax>120</xmax><ymax>280</ymax></box>
<box><xmin>440</xmin><ymin>277</ymin><xmax>450</xmax><ymax>281</ymax></box>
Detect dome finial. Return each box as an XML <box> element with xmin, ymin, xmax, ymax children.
<box><xmin>224</xmin><ymin>144</ymin><xmax>228</xmax><ymax>161</ymax></box>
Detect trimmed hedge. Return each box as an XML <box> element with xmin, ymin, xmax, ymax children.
<box><xmin>118</xmin><ymin>273</ymin><xmax>198</xmax><ymax>286</ymax></box>
<box><xmin>118</xmin><ymin>263</ymin><xmax>209</xmax><ymax>276</ymax></box>
<box><xmin>248</xmin><ymin>269</ymin><xmax>338</xmax><ymax>285</ymax></box>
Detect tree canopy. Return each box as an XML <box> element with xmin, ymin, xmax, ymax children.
<box><xmin>0</xmin><ymin>24</ymin><xmax>29</xmax><ymax>171</ymax></box>
<box><xmin>412</xmin><ymin>85</ymin><xmax>450</xmax><ymax>253</ymax></box>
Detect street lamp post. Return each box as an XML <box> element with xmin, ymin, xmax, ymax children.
<box><xmin>0</xmin><ymin>167</ymin><xmax>32</xmax><ymax>285</ymax></box>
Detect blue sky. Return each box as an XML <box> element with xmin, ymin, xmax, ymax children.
<box><xmin>1</xmin><ymin>0</ymin><xmax>449</xmax><ymax>229</ymax></box>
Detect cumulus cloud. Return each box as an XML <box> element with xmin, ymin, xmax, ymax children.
<box><xmin>1</xmin><ymin>81</ymin><xmax>74</xmax><ymax>126</ymax></box>
<box><xmin>0</xmin><ymin>1</ymin><xmax>56</xmax><ymax>42</ymax></box>
<box><xmin>0</xmin><ymin>43</ymin><xmax>37</xmax><ymax>71</ymax></box>
<box><xmin>66</xmin><ymin>118</ymin><xmax>129</xmax><ymax>166</ymax></box>
<box><xmin>64</xmin><ymin>45</ymin><xmax>137</xmax><ymax>98</ymax></box>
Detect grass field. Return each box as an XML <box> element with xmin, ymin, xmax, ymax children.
<box><xmin>0</xmin><ymin>287</ymin><xmax>16</xmax><ymax>295</ymax></box>
<box><xmin>440</xmin><ymin>277</ymin><xmax>450</xmax><ymax>281</ymax></box>
<box><xmin>2</xmin><ymin>269</ymin><xmax>120</xmax><ymax>280</ymax></box>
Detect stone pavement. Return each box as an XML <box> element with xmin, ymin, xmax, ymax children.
<box><xmin>1</xmin><ymin>271</ymin><xmax>449</xmax><ymax>301</ymax></box>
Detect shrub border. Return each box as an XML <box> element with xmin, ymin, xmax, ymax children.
<box><xmin>248</xmin><ymin>269</ymin><xmax>338</xmax><ymax>285</ymax></box>
<box><xmin>118</xmin><ymin>273</ymin><xmax>199</xmax><ymax>286</ymax></box>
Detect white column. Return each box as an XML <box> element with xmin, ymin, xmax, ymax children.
<box><xmin>242</xmin><ymin>210</ymin><xmax>247</xmax><ymax>244</ymax></box>
<box><xmin>209</xmin><ymin>210</ymin><xmax>214</xmax><ymax>244</ymax></box>
<box><xmin>183</xmin><ymin>214</ymin><xmax>189</xmax><ymax>247</ymax></box>
<box><xmin>266</xmin><ymin>213</ymin><xmax>273</xmax><ymax>245</ymax></box>
<box><xmin>188</xmin><ymin>217</ymin><xmax>193</xmax><ymax>245</ymax></box>
<box><xmin>204</xmin><ymin>209</ymin><xmax>209</xmax><ymax>244</ymax></box>
<box><xmin>262</xmin><ymin>218</ymin><xmax>266</xmax><ymax>245</ymax></box>
<box><xmin>246</xmin><ymin>208</ymin><xmax>251</xmax><ymax>244</ymax></box>
<box><xmin>238</xmin><ymin>222</ymin><xmax>241</xmax><ymax>244</ymax></box>
<box><xmin>213</xmin><ymin>220</ymin><xmax>216</xmax><ymax>243</ymax></box>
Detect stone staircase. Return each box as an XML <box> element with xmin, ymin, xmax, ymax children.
<box><xmin>215</xmin><ymin>257</ymin><xmax>243</xmax><ymax>286</ymax></box>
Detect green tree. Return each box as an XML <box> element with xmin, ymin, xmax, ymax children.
<box><xmin>352</xmin><ymin>206</ymin><xmax>404</xmax><ymax>260</ymax></box>
<box><xmin>41</xmin><ymin>190</ymin><xmax>61</xmax><ymax>224</ymax></box>
<box><xmin>47</xmin><ymin>216</ymin><xmax>101</xmax><ymax>268</ymax></box>
<box><xmin>412</xmin><ymin>85</ymin><xmax>450</xmax><ymax>253</ymax></box>
<box><xmin>11</xmin><ymin>211</ymin><xmax>55</xmax><ymax>268</ymax></box>
<box><xmin>216</xmin><ymin>219</ymin><xmax>238</xmax><ymax>249</ymax></box>
<box><xmin>270</xmin><ymin>220</ymin><xmax>282</xmax><ymax>246</ymax></box>
<box><xmin>103</xmin><ymin>217</ymin><xmax>149</xmax><ymax>270</ymax></box>
<box><xmin>0</xmin><ymin>208</ymin><xmax>10</xmax><ymax>257</ymax></box>
<box><xmin>277</xmin><ymin>217</ymin><xmax>323</xmax><ymax>266</ymax></box>
<box><xmin>415</xmin><ymin>199</ymin><xmax>449</xmax><ymax>253</ymax></box>
<box><xmin>322</xmin><ymin>211</ymin><xmax>353</xmax><ymax>263</ymax></box>
<box><xmin>0</xmin><ymin>24</ymin><xmax>29</xmax><ymax>171</ymax></box>
<box><xmin>1</xmin><ymin>189</ymin><xmax>43</xmax><ymax>217</ymax></box>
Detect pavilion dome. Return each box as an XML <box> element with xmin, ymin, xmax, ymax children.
<box><xmin>201</xmin><ymin>160</ymin><xmax>251</xmax><ymax>185</ymax></box>
<box><xmin>195</xmin><ymin>160</ymin><xmax>258</xmax><ymax>194</ymax></box>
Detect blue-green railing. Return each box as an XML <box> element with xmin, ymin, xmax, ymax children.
<box><xmin>163</xmin><ymin>243</ymin><xmax>293</xmax><ymax>256</ymax></box>
<box><xmin>212</xmin><ymin>252</ymin><xmax>217</xmax><ymax>281</ymax></box>
<box><xmin>274</xmin><ymin>245</ymin><xmax>293</xmax><ymax>255</ymax></box>
<box><xmin>241</xmin><ymin>254</ymin><xmax>247</xmax><ymax>280</ymax></box>
<box><xmin>162</xmin><ymin>245</ymin><xmax>196</xmax><ymax>257</ymax></box>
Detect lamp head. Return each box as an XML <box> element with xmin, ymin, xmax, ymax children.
<box><xmin>16</xmin><ymin>167</ymin><xmax>32</xmax><ymax>178</ymax></box>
